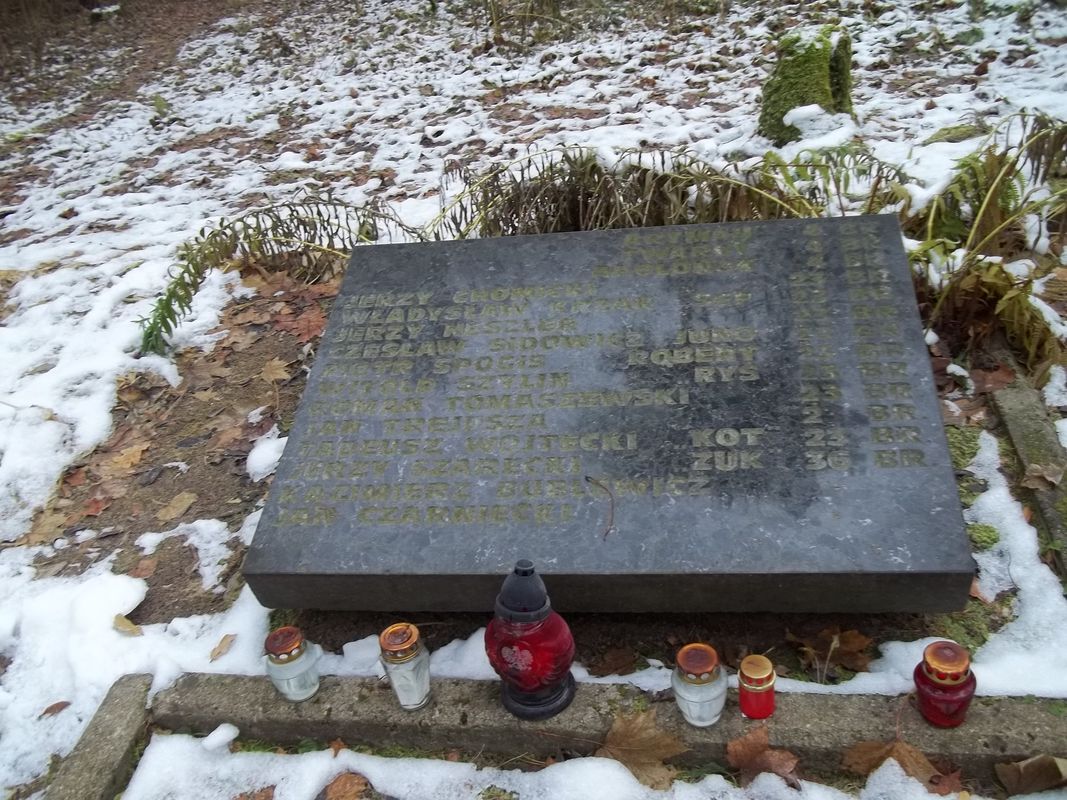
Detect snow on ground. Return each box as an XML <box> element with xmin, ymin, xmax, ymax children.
<box><xmin>121</xmin><ymin>739</ymin><xmax>959</xmax><ymax>800</ymax></box>
<box><xmin>1</xmin><ymin>0</ymin><xmax>1067</xmax><ymax>794</ymax></box>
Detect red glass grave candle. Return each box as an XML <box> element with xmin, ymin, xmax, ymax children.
<box><xmin>738</xmin><ymin>654</ymin><xmax>776</xmax><ymax>719</ymax></box>
<box><xmin>913</xmin><ymin>641</ymin><xmax>976</xmax><ymax>728</ymax></box>
<box><xmin>484</xmin><ymin>559</ymin><xmax>576</xmax><ymax>720</ymax></box>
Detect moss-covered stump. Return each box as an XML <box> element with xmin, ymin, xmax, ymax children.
<box><xmin>757</xmin><ymin>25</ymin><xmax>854</xmax><ymax>146</ymax></box>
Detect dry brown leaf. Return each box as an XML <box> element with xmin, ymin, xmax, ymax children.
<box><xmin>212</xmin><ymin>420</ymin><xmax>248</xmax><ymax>449</ymax></box>
<box><xmin>226</xmin><ymin>329</ymin><xmax>262</xmax><ymax>352</ymax></box>
<box><xmin>210</xmin><ymin>633</ymin><xmax>237</xmax><ymax>662</ymax></box>
<box><xmin>328</xmin><ymin>738</ymin><xmax>347</xmax><ymax>757</ymax></box>
<box><xmin>27</xmin><ymin>509</ymin><xmax>68</xmax><ymax>545</ymax></box>
<box><xmin>260</xmin><ymin>358</ymin><xmax>292</xmax><ymax>384</ymax></box>
<box><xmin>231</xmin><ymin>788</ymin><xmax>274</xmax><ymax>800</ymax></box>
<box><xmin>231</xmin><ymin>308</ymin><xmax>272</xmax><ymax>325</ymax></box>
<box><xmin>587</xmin><ymin>646</ymin><xmax>639</xmax><ymax>677</ymax></box>
<box><xmin>996</xmin><ymin>755</ymin><xmax>1067</xmax><ymax>795</ymax></box>
<box><xmin>63</xmin><ymin>467</ymin><xmax>87</xmax><ymax>488</ymax></box>
<box><xmin>81</xmin><ymin>493</ymin><xmax>113</xmax><ymax>518</ymax></box>
<box><xmin>940</xmin><ymin>396</ymin><xmax>988</xmax><ymax>426</ymax></box>
<box><xmin>929</xmin><ymin>770</ymin><xmax>965</xmax><ymax>796</ymax></box>
<box><xmin>970</xmin><ymin>364</ymin><xmax>1015</xmax><ymax>394</ymax></box>
<box><xmin>38</xmin><ymin>700</ymin><xmax>71</xmax><ymax>718</ymax></box>
<box><xmin>843</xmin><ymin>740</ymin><xmax>954</xmax><ymax>793</ymax></box>
<box><xmin>787</xmin><ymin>626</ymin><xmax>872</xmax><ymax>676</ymax></box>
<box><xmin>300</xmin><ymin>277</ymin><xmax>342</xmax><ymax>301</ymax></box>
<box><xmin>1020</xmin><ymin>462</ymin><xmax>1065</xmax><ymax>490</ymax></box>
<box><xmin>156</xmin><ymin>491</ymin><xmax>197</xmax><ymax>522</ymax></box>
<box><xmin>105</xmin><ymin>442</ymin><xmax>151</xmax><ymax>473</ymax></box>
<box><xmin>324</xmin><ymin>772</ymin><xmax>370</xmax><ymax>800</ymax></box>
<box><xmin>129</xmin><ymin>557</ymin><xmax>158</xmax><ymax>579</ymax></box>
<box><xmin>969</xmin><ymin>576</ymin><xmax>992</xmax><ymax>605</ymax></box>
<box><xmin>726</xmin><ymin>724</ymin><xmax>801</xmax><ymax>788</ymax></box>
<box><xmin>594</xmin><ymin>709</ymin><xmax>688</xmax><ymax>789</ymax></box>
<box><xmin>113</xmin><ymin>614</ymin><xmax>143</xmax><ymax>637</ymax></box>
<box><xmin>275</xmin><ymin>306</ymin><xmax>327</xmax><ymax>343</ymax></box>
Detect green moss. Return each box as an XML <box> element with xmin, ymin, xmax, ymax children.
<box><xmin>924</xmin><ymin>123</ymin><xmax>989</xmax><ymax>144</ymax></box>
<box><xmin>954</xmin><ymin>26</ymin><xmax>984</xmax><ymax>45</ymax></box>
<box><xmin>757</xmin><ymin>26</ymin><xmax>853</xmax><ymax>146</ymax></box>
<box><xmin>967</xmin><ymin>523</ymin><xmax>1000</xmax><ymax>550</ymax></box>
<box><xmin>676</xmin><ymin>761</ymin><xmax>732</xmax><ymax>783</ymax></box>
<box><xmin>928</xmin><ymin>596</ymin><xmax>1013</xmax><ymax>652</ymax></box>
<box><xmin>268</xmin><ymin>608</ymin><xmax>300</xmax><ymax>630</ymax></box>
<box><xmin>945</xmin><ymin>426</ymin><xmax>983</xmax><ymax>470</ymax></box>
<box><xmin>629</xmin><ymin>693</ymin><xmax>651</xmax><ymax>713</ymax></box>
<box><xmin>479</xmin><ymin>788</ymin><xmax>519</xmax><ymax>800</ymax></box>
<box><xmin>1048</xmin><ymin>700</ymin><xmax>1067</xmax><ymax>715</ymax></box>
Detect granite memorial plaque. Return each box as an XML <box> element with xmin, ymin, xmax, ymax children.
<box><xmin>243</xmin><ymin>215</ymin><xmax>973</xmax><ymax>612</ymax></box>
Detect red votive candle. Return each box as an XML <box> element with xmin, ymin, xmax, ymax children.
<box><xmin>913</xmin><ymin>641</ymin><xmax>976</xmax><ymax>728</ymax></box>
<box><xmin>738</xmin><ymin>654</ymin><xmax>776</xmax><ymax>719</ymax></box>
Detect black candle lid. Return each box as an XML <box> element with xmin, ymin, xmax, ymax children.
<box><xmin>494</xmin><ymin>559</ymin><xmax>551</xmax><ymax>623</ymax></box>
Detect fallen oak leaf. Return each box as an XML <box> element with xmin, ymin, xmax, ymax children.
<box><xmin>210</xmin><ymin>633</ymin><xmax>237</xmax><ymax>662</ymax></box>
<box><xmin>595</xmin><ymin>709</ymin><xmax>688</xmax><ymax>789</ymax></box>
<box><xmin>38</xmin><ymin>700</ymin><xmax>71</xmax><ymax>718</ymax></box>
<box><xmin>113</xmin><ymin>614</ymin><xmax>143</xmax><ymax>637</ymax></box>
<box><xmin>726</xmin><ymin>724</ymin><xmax>800</xmax><ymax>789</ymax></box>
<box><xmin>156</xmin><ymin>491</ymin><xmax>197</xmax><ymax>522</ymax></box>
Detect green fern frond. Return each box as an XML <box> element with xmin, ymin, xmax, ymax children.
<box><xmin>138</xmin><ymin>192</ymin><xmax>413</xmax><ymax>355</ymax></box>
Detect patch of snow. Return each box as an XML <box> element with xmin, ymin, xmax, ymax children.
<box><xmin>946</xmin><ymin>363</ymin><xmax>974</xmax><ymax>395</ymax></box>
<box><xmin>121</xmin><ymin>731</ymin><xmax>980</xmax><ymax>800</ymax></box>
<box><xmin>1043</xmin><ymin>365</ymin><xmax>1067</xmax><ymax>407</ymax></box>
<box><xmin>246</xmin><ymin>425</ymin><xmax>287</xmax><ymax>482</ymax></box>
<box><xmin>0</xmin><ymin>545</ymin><xmax>269</xmax><ymax>789</ymax></box>
<box><xmin>968</xmin><ymin>432</ymin><xmax>1067</xmax><ymax>695</ymax></box>
<box><xmin>202</xmin><ymin>723</ymin><xmax>240</xmax><ymax>752</ymax></box>
<box><xmin>136</xmin><ymin>519</ymin><xmax>240</xmax><ymax>592</ymax></box>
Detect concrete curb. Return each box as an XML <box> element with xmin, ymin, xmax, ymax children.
<box><xmin>46</xmin><ymin>674</ymin><xmax>152</xmax><ymax>800</ymax></box>
<box><xmin>993</xmin><ymin>379</ymin><xmax>1067</xmax><ymax>555</ymax></box>
<box><xmin>152</xmin><ymin>675</ymin><xmax>1067</xmax><ymax>785</ymax></box>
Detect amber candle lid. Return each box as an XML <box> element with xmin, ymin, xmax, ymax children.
<box><xmin>265</xmin><ymin>626</ymin><xmax>304</xmax><ymax>659</ymax></box>
<box><xmin>922</xmin><ymin>640</ymin><xmax>971</xmax><ymax>683</ymax></box>
<box><xmin>739</xmin><ymin>654</ymin><xmax>775</xmax><ymax>684</ymax></box>
<box><xmin>676</xmin><ymin>643</ymin><xmax>720</xmax><ymax>684</ymax></box>
<box><xmin>380</xmin><ymin>622</ymin><xmax>421</xmax><ymax>662</ymax></box>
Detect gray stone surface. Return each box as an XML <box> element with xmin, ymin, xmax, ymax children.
<box><xmin>153</xmin><ymin>673</ymin><xmax>1067</xmax><ymax>787</ymax></box>
<box><xmin>993</xmin><ymin>378</ymin><xmax>1067</xmax><ymax>555</ymax></box>
<box><xmin>243</xmin><ymin>216</ymin><xmax>973</xmax><ymax>612</ymax></box>
<box><xmin>46</xmin><ymin>674</ymin><xmax>151</xmax><ymax>800</ymax></box>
